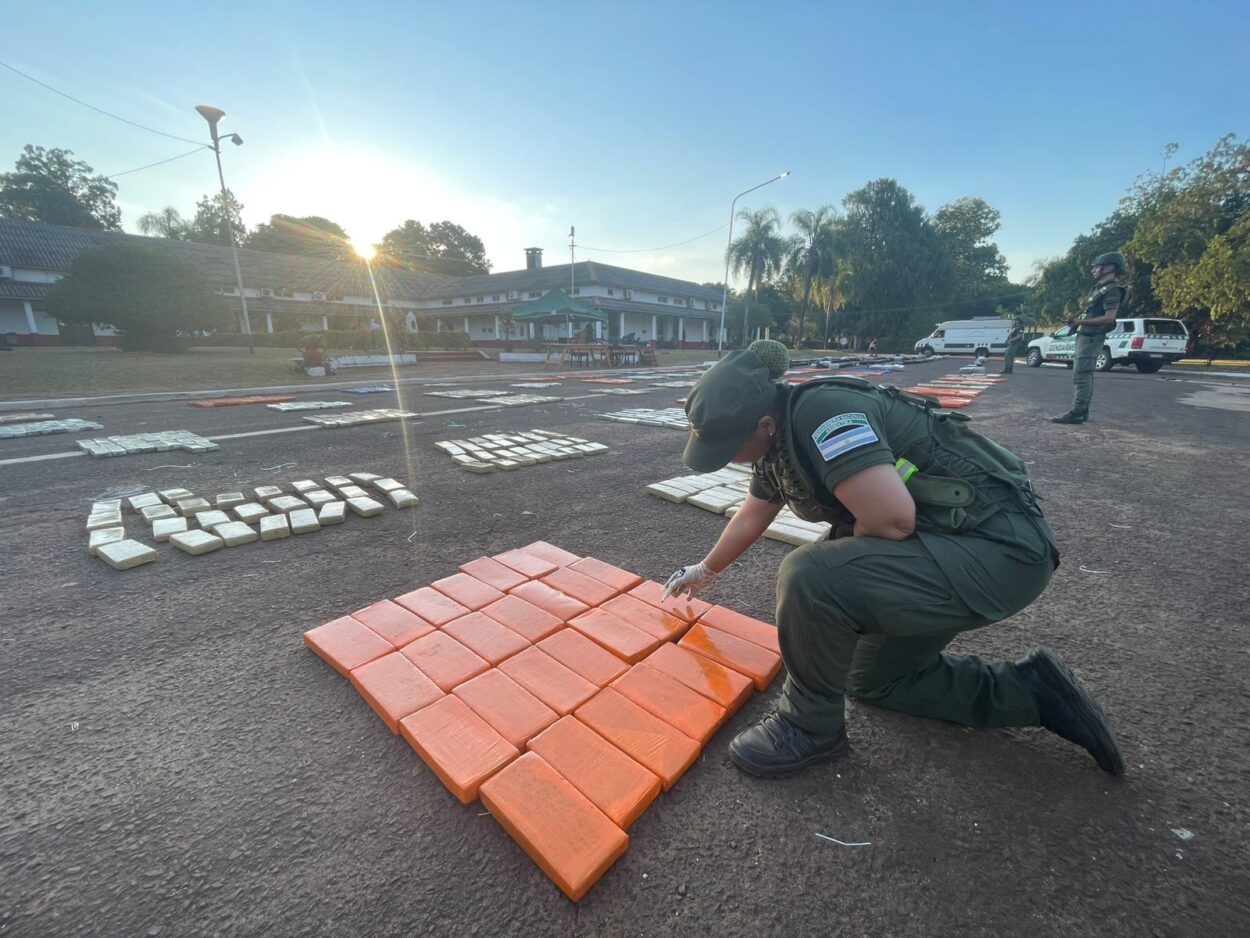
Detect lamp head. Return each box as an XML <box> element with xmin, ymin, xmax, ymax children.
<box><xmin>228</xmin><ymin>133</ymin><xmax>243</xmax><ymax>146</ymax></box>
<box><xmin>195</xmin><ymin>104</ymin><xmax>226</xmax><ymax>127</ymax></box>
<box><xmin>779</xmin><ymin>171</ymin><xmax>791</xmax><ymax>179</ymax></box>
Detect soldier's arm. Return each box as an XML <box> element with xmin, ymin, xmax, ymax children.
<box><xmin>703</xmin><ymin>494</ymin><xmax>783</xmax><ymax>572</ymax></box>
<box><xmin>835</xmin><ymin>464</ymin><xmax>916</xmax><ymax>540</ymax></box>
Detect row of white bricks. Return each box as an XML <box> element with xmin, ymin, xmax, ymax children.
<box><xmin>78</xmin><ymin>430</ymin><xmax>217</xmax><ymax>457</ymax></box>
<box><xmin>434</xmin><ymin>430</ymin><xmax>608</xmax><ymax>473</ymax></box>
<box><xmin>597</xmin><ymin>408</ymin><xmax>690</xmax><ymax>430</ymax></box>
<box><xmin>0</xmin><ymin>417</ymin><xmax>103</xmax><ymax>438</ymax></box>
<box><xmin>87</xmin><ymin>472</ymin><xmax>417</xmax><ymax>570</ymax></box>
<box><xmin>646</xmin><ymin>466</ymin><xmax>834</xmax><ymax>546</ymax></box>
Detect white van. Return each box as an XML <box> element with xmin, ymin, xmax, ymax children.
<box><xmin>914</xmin><ymin>318</ymin><xmax>1013</xmax><ymax>357</ymax></box>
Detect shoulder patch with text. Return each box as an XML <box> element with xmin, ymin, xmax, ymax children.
<box><xmin>811</xmin><ymin>412</ymin><xmax>879</xmax><ymax>462</ymax></box>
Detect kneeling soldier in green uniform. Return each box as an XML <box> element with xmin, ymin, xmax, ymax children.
<box><xmin>1052</xmin><ymin>252</ymin><xmax>1127</xmax><ymax>424</ymax></box>
<box><xmin>664</xmin><ymin>340</ymin><xmax>1124</xmax><ymax>778</ymax></box>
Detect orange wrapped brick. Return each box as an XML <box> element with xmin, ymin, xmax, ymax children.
<box><xmin>628</xmin><ymin>580</ymin><xmax>712</xmax><ymax>623</ymax></box>
<box><xmin>349</xmin><ymin>599</ymin><xmax>434</xmax><ymax>649</ymax></box>
<box><xmin>400</xmin><ymin>695</ymin><xmax>519</xmax><ymax>804</ymax></box>
<box><xmin>458</xmin><ymin>556</ymin><xmax>528</xmax><ymax>592</ymax></box>
<box><xmin>493</xmin><ymin>548</ymin><xmax>558</xmax><ymax>579</ymax></box>
<box><xmin>400</xmin><ymin>630</ymin><xmax>490</xmax><ymax>692</ymax></box>
<box><xmin>643</xmin><ymin>642</ymin><xmax>754</xmax><ymax>714</ymax></box>
<box><xmin>430</xmin><ymin>572</ymin><xmax>506</xmax><ymax>612</ymax></box>
<box><xmin>680</xmin><ymin>623</ymin><xmax>782</xmax><ymax>692</ymax></box>
<box><xmin>442</xmin><ymin>611</ymin><xmax>531</xmax><ymax>665</ymax></box>
<box><xmin>537</xmin><ymin>629</ymin><xmax>629</xmax><ymax>686</ymax></box>
<box><xmin>479</xmin><ymin>752</ymin><xmax>628</xmax><ymax>902</ymax></box>
<box><xmin>499</xmin><ymin>647</ymin><xmax>598</xmax><ymax>716</ymax></box>
<box><xmin>454</xmin><ymin>669</ymin><xmax>558</xmax><ymax>748</ymax></box>
<box><xmin>541</xmin><ymin>566</ymin><xmax>619</xmax><ymax>607</ymax></box>
<box><xmin>522</xmin><ymin>540</ymin><xmax>582</xmax><ymax>567</ymax></box>
<box><xmin>350</xmin><ymin>652</ymin><xmax>443</xmax><ymax>733</ymax></box>
<box><xmin>394</xmin><ymin>586</ymin><xmax>471</xmax><ymax>627</ymax></box>
<box><xmin>303</xmin><ymin>615</ymin><xmax>394</xmax><ymax>677</ymax></box>
<box><xmin>611</xmin><ymin>663</ymin><xmax>727</xmax><ymax>743</ymax></box>
<box><xmin>699</xmin><ymin>605</ymin><xmax>781</xmax><ymax>655</ymax></box>
<box><xmin>568</xmin><ymin>557</ymin><xmax>643</xmax><ymax>593</ymax></box>
<box><xmin>575</xmin><ymin>688</ymin><xmax>700</xmax><ymax>790</ymax></box>
<box><xmin>480</xmin><ymin>594</ymin><xmax>564</xmax><ymax>642</ymax></box>
<box><xmin>528</xmin><ymin>716</ymin><xmax>661</xmax><ymax>829</ymax></box>
<box><xmin>601</xmin><ymin>593</ymin><xmax>690</xmax><ymax>643</ymax></box>
<box><xmin>509</xmin><ymin>580</ymin><xmax>589</xmax><ymax>622</ymax></box>
<box><xmin>568</xmin><ymin>607</ymin><xmax>663</xmax><ymax>664</ymax></box>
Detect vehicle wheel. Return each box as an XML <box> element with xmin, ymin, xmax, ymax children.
<box><xmin>1095</xmin><ymin>348</ymin><xmax>1113</xmax><ymax>371</ymax></box>
<box><xmin>919</xmin><ymin>346</ymin><xmax>933</xmax><ymax>358</ymax></box>
<box><xmin>1026</xmin><ymin>348</ymin><xmax>1042</xmax><ymax>367</ymax></box>
<box><xmin>1065</xmin><ymin>361</ymin><xmax>1074</xmax><ymax>369</ymax></box>
<box><xmin>974</xmin><ymin>347</ymin><xmax>989</xmax><ymax>358</ymax></box>
<box><xmin>1135</xmin><ymin>361</ymin><xmax>1163</xmax><ymax>373</ymax></box>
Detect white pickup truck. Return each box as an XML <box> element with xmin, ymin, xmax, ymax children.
<box><xmin>1025</xmin><ymin>318</ymin><xmax>1189</xmax><ymax>373</ymax></box>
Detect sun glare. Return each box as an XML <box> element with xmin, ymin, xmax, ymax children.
<box><xmin>353</xmin><ymin>241</ymin><xmax>376</xmax><ymax>261</ymax></box>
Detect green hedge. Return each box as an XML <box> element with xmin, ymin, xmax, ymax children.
<box><xmin>189</xmin><ymin>329</ymin><xmax>473</xmax><ymax>351</ymax></box>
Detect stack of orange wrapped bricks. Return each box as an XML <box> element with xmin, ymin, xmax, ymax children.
<box><xmin>303</xmin><ymin>541</ymin><xmax>782</xmax><ymax>901</ymax></box>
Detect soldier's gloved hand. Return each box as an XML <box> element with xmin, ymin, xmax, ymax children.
<box><xmin>661</xmin><ymin>561</ymin><xmax>718</xmax><ymax>600</ymax></box>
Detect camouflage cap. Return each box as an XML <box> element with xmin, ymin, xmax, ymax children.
<box><xmin>682</xmin><ymin>349</ymin><xmax>778</xmax><ymax>472</ymax></box>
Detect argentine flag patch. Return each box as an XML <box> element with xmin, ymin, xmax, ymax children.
<box><xmin>811</xmin><ymin>412</ymin><xmax>878</xmax><ymax>462</ymax></box>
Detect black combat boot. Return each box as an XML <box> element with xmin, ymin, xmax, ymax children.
<box><xmin>1016</xmin><ymin>647</ymin><xmax>1124</xmax><ymax>775</ymax></box>
<box><xmin>1050</xmin><ymin>410</ymin><xmax>1089</xmax><ymax>424</ymax></box>
<box><xmin>728</xmin><ymin>711</ymin><xmax>849</xmax><ymax>778</ymax></box>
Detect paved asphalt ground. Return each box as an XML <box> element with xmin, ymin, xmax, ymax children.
<box><xmin>2</xmin><ymin>359</ymin><xmax>1247</xmax><ymax>937</ymax></box>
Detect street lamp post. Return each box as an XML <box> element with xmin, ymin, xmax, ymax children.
<box><xmin>195</xmin><ymin>104</ymin><xmax>253</xmax><ymax>353</ymax></box>
<box><xmin>718</xmin><ymin>171</ymin><xmax>790</xmax><ymax>355</ymax></box>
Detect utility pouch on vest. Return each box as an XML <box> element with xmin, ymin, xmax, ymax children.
<box><xmin>906</xmin><ymin>473</ymin><xmax>975</xmax><ymax>509</ymax></box>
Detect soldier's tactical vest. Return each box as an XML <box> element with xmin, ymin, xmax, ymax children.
<box><xmin>1077</xmin><ymin>282</ymin><xmax>1126</xmax><ymax>336</ymax></box>
<box><xmin>765</xmin><ymin>376</ymin><xmax>1045</xmax><ymax>537</ymax></box>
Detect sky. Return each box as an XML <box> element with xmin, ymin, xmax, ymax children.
<box><xmin>3</xmin><ymin>0</ymin><xmax>1248</xmax><ymax>287</ymax></box>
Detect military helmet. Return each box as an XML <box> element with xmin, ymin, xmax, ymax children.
<box><xmin>1091</xmin><ymin>251</ymin><xmax>1126</xmax><ymax>273</ymax></box>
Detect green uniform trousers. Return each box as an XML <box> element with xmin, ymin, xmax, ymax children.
<box><xmin>774</xmin><ymin>533</ymin><xmax>1053</xmax><ymax>733</ymax></box>
<box><xmin>1001</xmin><ymin>340</ymin><xmax>1021</xmax><ymax>374</ymax></box>
<box><xmin>1071</xmin><ymin>332</ymin><xmax>1102</xmax><ymax>414</ymax></box>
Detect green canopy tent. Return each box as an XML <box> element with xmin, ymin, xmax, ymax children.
<box><xmin>511</xmin><ymin>289</ymin><xmax>607</xmax><ymax>341</ymax></box>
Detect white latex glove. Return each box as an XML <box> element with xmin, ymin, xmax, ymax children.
<box><xmin>661</xmin><ymin>561</ymin><xmax>718</xmax><ymax>600</ymax></box>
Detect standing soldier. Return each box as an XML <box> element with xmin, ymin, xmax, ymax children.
<box><xmin>1052</xmin><ymin>253</ymin><xmax>1127</xmax><ymax>424</ymax></box>
<box><xmin>663</xmin><ymin>340</ymin><xmax>1124</xmax><ymax>779</ymax></box>
<box><xmin>1001</xmin><ymin>317</ymin><xmax>1025</xmax><ymax>374</ymax></box>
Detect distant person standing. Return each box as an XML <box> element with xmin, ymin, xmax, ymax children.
<box><xmin>1052</xmin><ymin>253</ymin><xmax>1127</xmax><ymax>424</ymax></box>
<box><xmin>867</xmin><ymin>337</ymin><xmax>878</xmax><ymax>354</ymax></box>
<box><xmin>838</xmin><ymin>334</ymin><xmax>849</xmax><ymax>352</ymax></box>
<box><xmin>1001</xmin><ymin>317</ymin><xmax>1025</xmax><ymax>374</ymax></box>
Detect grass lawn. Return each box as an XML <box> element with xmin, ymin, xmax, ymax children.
<box><xmin>0</xmin><ymin>346</ymin><xmax>332</xmax><ymax>397</ymax></box>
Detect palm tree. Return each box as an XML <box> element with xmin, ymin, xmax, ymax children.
<box><xmin>727</xmin><ymin>206</ymin><xmax>785</xmax><ymax>343</ymax></box>
<box><xmin>786</xmin><ymin>206</ymin><xmax>838</xmax><ymax>346</ymax></box>
<box><xmin>137</xmin><ymin>206</ymin><xmax>190</xmax><ymax>240</ymax></box>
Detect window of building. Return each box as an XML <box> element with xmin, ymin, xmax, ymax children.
<box><xmin>477</xmin><ymin>296</ymin><xmax>485</xmax><ymax>302</ymax></box>
<box><xmin>572</xmin><ymin>287</ymin><xmax>581</xmax><ymax>295</ymax></box>
<box><xmin>442</xmin><ymin>299</ymin><xmax>453</xmax><ymax>306</ymax></box>
<box><xmin>607</xmin><ymin>288</ymin><xmax>616</xmax><ymax>297</ymax></box>
<box><xmin>528</xmin><ymin>291</ymin><xmax>542</xmax><ymax>298</ymax></box>
<box><xmin>491</xmin><ymin>295</ymin><xmax>500</xmax><ymax>302</ymax></box>
<box><xmin>657</xmin><ymin>295</ymin><xmax>668</xmax><ymax>303</ymax></box>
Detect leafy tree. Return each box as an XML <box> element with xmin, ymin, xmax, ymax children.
<box><xmin>246</xmin><ymin>214</ymin><xmax>354</xmax><ymax>260</ymax></box>
<box><xmin>376</xmin><ymin>219</ymin><xmax>491</xmax><ymax>274</ymax></box>
<box><xmin>1129</xmin><ymin>134</ymin><xmax>1250</xmax><ymax>348</ymax></box>
<box><xmin>47</xmin><ymin>243</ymin><xmax>229</xmax><ymax>351</ymax></box>
<box><xmin>184</xmin><ymin>190</ymin><xmax>246</xmax><ymax>247</ymax></box>
<box><xmin>727</xmin><ymin>206</ymin><xmax>785</xmax><ymax>342</ymax></box>
<box><xmin>932</xmin><ymin>197</ymin><xmax>1008</xmax><ymax>291</ymax></box>
<box><xmin>785</xmin><ymin>205</ymin><xmax>839</xmax><ymax>347</ymax></box>
<box><xmin>0</xmin><ymin>145</ymin><xmax>121</xmax><ymax>229</ymax></box>
<box><xmin>137</xmin><ymin>206</ymin><xmax>191</xmax><ymax>240</ymax></box>
<box><xmin>837</xmin><ymin>179</ymin><xmax>952</xmax><ymax>342</ymax></box>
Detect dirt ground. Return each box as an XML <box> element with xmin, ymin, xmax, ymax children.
<box><xmin>1</xmin><ymin>360</ymin><xmax>1247</xmax><ymax>937</ymax></box>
